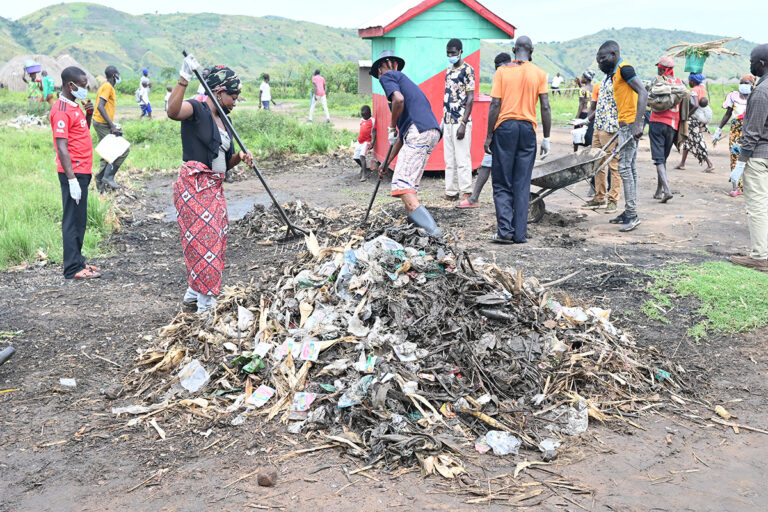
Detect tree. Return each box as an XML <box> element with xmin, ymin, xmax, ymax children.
<box><xmin>161</xmin><ymin>66</ymin><xmax>177</xmax><ymax>82</ymax></box>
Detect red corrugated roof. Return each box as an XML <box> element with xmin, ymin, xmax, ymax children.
<box><xmin>358</xmin><ymin>0</ymin><xmax>515</xmax><ymax>38</ymax></box>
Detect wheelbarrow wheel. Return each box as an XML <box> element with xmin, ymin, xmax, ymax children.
<box><xmin>528</xmin><ymin>192</ymin><xmax>545</xmax><ymax>223</ymax></box>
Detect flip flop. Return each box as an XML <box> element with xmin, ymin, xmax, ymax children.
<box><xmin>705</xmin><ymin>166</ymin><xmax>715</xmax><ymax>172</ymax></box>
<box><xmin>73</xmin><ymin>268</ymin><xmax>101</xmax><ymax>279</ymax></box>
<box><xmin>86</xmin><ymin>264</ymin><xmax>100</xmax><ymax>272</ymax></box>
<box><xmin>674</xmin><ymin>165</ymin><xmax>686</xmax><ymax>170</ymax></box>
<box><xmin>455</xmin><ymin>199</ymin><xmax>480</xmax><ymax>209</ymax></box>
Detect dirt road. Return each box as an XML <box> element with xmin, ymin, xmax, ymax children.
<box><xmin>1</xmin><ymin>127</ymin><xmax>766</xmax><ymax>511</ymax></box>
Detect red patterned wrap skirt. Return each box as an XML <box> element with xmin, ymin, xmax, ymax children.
<box><xmin>174</xmin><ymin>161</ymin><xmax>228</xmax><ymax>296</ymax></box>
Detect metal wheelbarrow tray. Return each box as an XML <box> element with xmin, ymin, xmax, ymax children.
<box><xmin>527</xmin><ymin>134</ymin><xmax>622</xmax><ymax>223</ymax></box>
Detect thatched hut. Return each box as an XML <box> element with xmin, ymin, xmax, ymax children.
<box><xmin>0</xmin><ymin>54</ymin><xmax>98</xmax><ymax>92</ymax></box>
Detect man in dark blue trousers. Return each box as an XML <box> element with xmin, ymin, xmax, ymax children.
<box><xmin>484</xmin><ymin>36</ymin><xmax>552</xmax><ymax>243</ymax></box>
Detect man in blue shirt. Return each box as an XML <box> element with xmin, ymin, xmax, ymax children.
<box><xmin>371</xmin><ymin>50</ymin><xmax>443</xmax><ymax>236</ymax></box>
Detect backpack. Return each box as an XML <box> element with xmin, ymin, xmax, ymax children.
<box><xmin>648</xmin><ymin>76</ymin><xmax>688</xmax><ymax>113</ymax></box>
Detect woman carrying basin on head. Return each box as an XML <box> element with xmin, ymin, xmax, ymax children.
<box><xmin>166</xmin><ymin>55</ymin><xmax>253</xmax><ymax>314</ymax></box>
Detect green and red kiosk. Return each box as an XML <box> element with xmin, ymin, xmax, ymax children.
<box><xmin>359</xmin><ymin>0</ymin><xmax>515</xmax><ymax>171</ymax></box>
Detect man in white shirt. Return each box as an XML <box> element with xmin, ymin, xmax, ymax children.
<box><xmin>551</xmin><ymin>72</ymin><xmax>564</xmax><ymax>96</ymax></box>
<box><xmin>260</xmin><ymin>74</ymin><xmax>276</xmax><ymax>110</ymax></box>
<box><xmin>138</xmin><ymin>69</ymin><xmax>151</xmax><ymax>118</ymax></box>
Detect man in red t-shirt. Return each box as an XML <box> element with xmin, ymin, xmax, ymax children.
<box><xmin>353</xmin><ymin>105</ymin><xmax>376</xmax><ymax>182</ymax></box>
<box><xmin>51</xmin><ymin>66</ymin><xmax>100</xmax><ymax>279</ymax></box>
<box><xmin>648</xmin><ymin>56</ymin><xmax>688</xmax><ymax>203</ymax></box>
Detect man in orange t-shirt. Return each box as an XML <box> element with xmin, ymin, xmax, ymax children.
<box><xmin>484</xmin><ymin>36</ymin><xmax>551</xmax><ymax>244</ymax></box>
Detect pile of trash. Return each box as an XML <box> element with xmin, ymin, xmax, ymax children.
<box><xmin>234</xmin><ymin>201</ymin><xmax>400</xmax><ymax>242</ymax></box>
<box><xmin>118</xmin><ymin>212</ymin><xmax>689</xmax><ymax>477</ymax></box>
<box><xmin>4</xmin><ymin>114</ymin><xmax>47</xmax><ymax>129</ymax></box>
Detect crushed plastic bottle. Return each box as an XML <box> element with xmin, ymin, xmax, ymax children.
<box><xmin>178</xmin><ymin>359</ymin><xmax>210</xmax><ymax>392</ymax></box>
<box><xmin>484</xmin><ymin>430</ymin><xmax>521</xmax><ymax>456</ymax></box>
<box><xmin>338</xmin><ymin>375</ymin><xmax>374</xmax><ymax>408</ymax></box>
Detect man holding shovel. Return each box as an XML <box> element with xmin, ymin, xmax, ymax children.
<box><xmin>371</xmin><ymin>50</ymin><xmax>443</xmax><ymax>236</ymax></box>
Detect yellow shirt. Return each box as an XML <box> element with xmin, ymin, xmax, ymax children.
<box><xmin>612</xmin><ymin>60</ymin><xmax>639</xmax><ymax>125</ymax></box>
<box><xmin>93</xmin><ymin>81</ymin><xmax>116</xmax><ymax>125</ymax></box>
<box><xmin>490</xmin><ymin>62</ymin><xmax>548</xmax><ymax>131</ymax></box>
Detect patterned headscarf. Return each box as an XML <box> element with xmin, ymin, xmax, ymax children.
<box><xmin>206</xmin><ymin>65</ymin><xmax>242</xmax><ymax>95</ymax></box>
<box><xmin>582</xmin><ymin>70</ymin><xmax>595</xmax><ymax>81</ymax></box>
<box><xmin>742</xmin><ymin>74</ymin><xmax>756</xmax><ymax>83</ymax></box>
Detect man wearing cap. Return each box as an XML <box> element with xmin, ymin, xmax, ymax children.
<box><xmin>731</xmin><ymin>44</ymin><xmax>768</xmax><ymax>272</ymax></box>
<box><xmin>595</xmin><ymin>41</ymin><xmax>648</xmax><ymax>233</ymax></box>
<box><xmin>371</xmin><ymin>50</ymin><xmax>443</xmax><ymax>236</ymax></box>
<box><xmin>483</xmin><ymin>36</ymin><xmax>551</xmax><ymax>244</ymax></box>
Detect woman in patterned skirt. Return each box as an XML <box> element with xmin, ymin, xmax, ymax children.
<box><xmin>712</xmin><ymin>75</ymin><xmax>755</xmax><ymax>196</ymax></box>
<box><xmin>676</xmin><ymin>73</ymin><xmax>715</xmax><ymax>171</ymax></box>
<box><xmin>167</xmin><ymin>55</ymin><xmax>252</xmax><ymax>313</ymax></box>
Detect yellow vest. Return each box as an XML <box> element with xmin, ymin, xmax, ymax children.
<box><xmin>612</xmin><ymin>60</ymin><xmax>639</xmax><ymax>125</ymax></box>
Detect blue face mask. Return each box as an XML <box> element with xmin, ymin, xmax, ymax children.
<box><xmin>115</xmin><ymin>75</ymin><xmax>121</xmax><ymax>85</ymax></box>
<box><xmin>70</xmin><ymin>82</ymin><xmax>88</xmax><ymax>100</ymax></box>
<box><xmin>448</xmin><ymin>56</ymin><xmax>460</xmax><ymax>65</ymax></box>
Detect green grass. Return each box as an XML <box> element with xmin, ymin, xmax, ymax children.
<box><xmin>119</xmin><ymin>108</ymin><xmax>355</xmax><ymax>170</ymax></box>
<box><xmin>642</xmin><ymin>262</ymin><xmax>768</xmax><ymax>339</ymax></box>
<box><xmin>0</xmin><ymin>126</ymin><xmax>113</xmax><ymax>269</ymax></box>
<box><xmin>0</xmin><ymin>107</ymin><xmax>354</xmax><ymax>267</ymax></box>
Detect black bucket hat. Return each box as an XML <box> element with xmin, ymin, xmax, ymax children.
<box><xmin>370</xmin><ymin>50</ymin><xmax>406</xmax><ymax>79</ymax></box>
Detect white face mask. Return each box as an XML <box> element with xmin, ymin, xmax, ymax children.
<box><xmin>739</xmin><ymin>84</ymin><xmax>752</xmax><ymax>95</ymax></box>
<box><xmin>115</xmin><ymin>75</ymin><xmax>121</xmax><ymax>84</ymax></box>
<box><xmin>70</xmin><ymin>82</ymin><xmax>88</xmax><ymax>100</ymax></box>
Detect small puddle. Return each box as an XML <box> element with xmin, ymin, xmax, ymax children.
<box><xmin>161</xmin><ymin>191</ymin><xmax>293</xmax><ymax>222</ymax></box>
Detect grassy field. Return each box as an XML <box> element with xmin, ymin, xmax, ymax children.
<box><xmin>0</xmin><ymin>100</ymin><xmax>354</xmax><ymax>268</ymax></box>
<box><xmin>643</xmin><ymin>262</ymin><xmax>768</xmax><ymax>340</ymax></box>
<box><xmin>0</xmin><ymin>126</ymin><xmax>114</xmax><ymax>269</ymax></box>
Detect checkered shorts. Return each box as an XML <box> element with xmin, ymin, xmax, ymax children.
<box><xmin>391</xmin><ymin>125</ymin><xmax>441</xmax><ymax>196</ymax></box>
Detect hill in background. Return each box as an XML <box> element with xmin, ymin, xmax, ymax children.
<box><xmin>5</xmin><ymin>2</ymin><xmax>369</xmax><ymax>79</ymax></box>
<box><xmin>1</xmin><ymin>3</ymin><xmax>753</xmax><ymax>82</ymax></box>
<box><xmin>481</xmin><ymin>28</ymin><xmax>752</xmax><ymax>82</ymax></box>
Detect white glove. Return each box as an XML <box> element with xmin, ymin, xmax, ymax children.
<box><xmin>68</xmin><ymin>178</ymin><xmax>81</xmax><ymax>205</ymax></box>
<box><xmin>388</xmin><ymin>126</ymin><xmax>398</xmax><ymax>146</ymax></box>
<box><xmin>730</xmin><ymin>161</ymin><xmax>746</xmax><ymax>187</ymax></box>
<box><xmin>539</xmin><ymin>137</ymin><xmax>551</xmax><ymax>160</ymax></box>
<box><xmin>712</xmin><ymin>127</ymin><xmax>723</xmax><ymax>146</ymax></box>
<box><xmin>180</xmin><ymin>54</ymin><xmax>200</xmax><ymax>82</ymax></box>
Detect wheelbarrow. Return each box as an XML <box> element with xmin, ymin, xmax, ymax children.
<box><xmin>527</xmin><ymin>133</ymin><xmax>626</xmax><ymax>223</ymax></box>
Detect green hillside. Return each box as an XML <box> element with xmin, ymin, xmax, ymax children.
<box><xmin>0</xmin><ymin>18</ymin><xmax>28</xmax><ymax>63</ymax></box>
<box><xmin>10</xmin><ymin>2</ymin><xmax>369</xmax><ymax>79</ymax></box>
<box><xmin>481</xmin><ymin>28</ymin><xmax>753</xmax><ymax>82</ymax></box>
<box><xmin>1</xmin><ymin>3</ymin><xmax>755</xmax><ymax>83</ymax></box>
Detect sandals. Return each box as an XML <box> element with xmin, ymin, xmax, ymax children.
<box><xmin>73</xmin><ymin>268</ymin><xmax>101</xmax><ymax>279</ymax></box>
<box><xmin>728</xmin><ymin>190</ymin><xmax>743</xmax><ymax>197</ymax></box>
<box><xmin>455</xmin><ymin>199</ymin><xmax>480</xmax><ymax>209</ymax></box>
<box><xmin>86</xmin><ymin>264</ymin><xmax>100</xmax><ymax>272</ymax></box>
<box><xmin>674</xmin><ymin>165</ymin><xmax>686</xmax><ymax>170</ymax></box>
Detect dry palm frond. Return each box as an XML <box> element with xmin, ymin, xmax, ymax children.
<box><xmin>666</xmin><ymin>37</ymin><xmax>742</xmax><ymax>57</ymax></box>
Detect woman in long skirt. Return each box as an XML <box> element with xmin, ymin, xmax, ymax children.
<box><xmin>167</xmin><ymin>56</ymin><xmax>253</xmax><ymax>313</ymax></box>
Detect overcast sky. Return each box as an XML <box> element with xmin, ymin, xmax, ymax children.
<box><xmin>7</xmin><ymin>0</ymin><xmax>765</xmax><ymax>44</ymax></box>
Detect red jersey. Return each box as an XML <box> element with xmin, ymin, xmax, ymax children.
<box><xmin>50</xmin><ymin>97</ymin><xmax>93</xmax><ymax>174</ymax></box>
<box><xmin>358</xmin><ymin>117</ymin><xmax>375</xmax><ymax>144</ymax></box>
<box><xmin>649</xmin><ymin>77</ymin><xmax>683</xmax><ymax>130</ymax></box>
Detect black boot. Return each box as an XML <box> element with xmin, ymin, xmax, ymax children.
<box><xmin>103</xmin><ymin>163</ymin><xmax>121</xmax><ymax>190</ymax></box>
<box><xmin>407</xmin><ymin>205</ymin><xmax>443</xmax><ymax>237</ymax></box>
